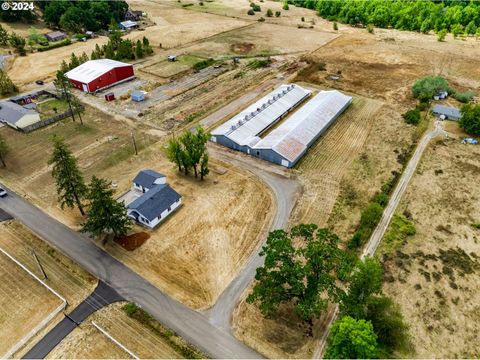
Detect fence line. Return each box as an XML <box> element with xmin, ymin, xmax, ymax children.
<box><xmin>91</xmin><ymin>321</ymin><xmax>139</xmax><ymax>359</ymax></box>
<box><xmin>0</xmin><ymin>246</ymin><xmax>67</xmax><ymax>358</ymax></box>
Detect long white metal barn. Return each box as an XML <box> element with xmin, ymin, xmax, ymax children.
<box><xmin>211</xmin><ymin>84</ymin><xmax>352</xmax><ymax>168</ymax></box>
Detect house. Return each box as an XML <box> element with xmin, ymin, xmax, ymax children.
<box><xmin>119</xmin><ymin>20</ymin><xmax>139</xmax><ymax>31</ymax></box>
<box><xmin>127</xmin><ymin>170</ymin><xmax>181</xmax><ymax>228</ymax></box>
<box><xmin>0</xmin><ymin>100</ymin><xmax>41</xmax><ymax>130</ymax></box>
<box><xmin>432</xmin><ymin>104</ymin><xmax>462</xmax><ymax>121</ymax></box>
<box><xmin>44</xmin><ymin>31</ymin><xmax>67</xmax><ymax>42</ymax></box>
<box><xmin>131</xmin><ymin>90</ymin><xmax>145</xmax><ymax>102</ymax></box>
<box><xmin>65</xmin><ymin>59</ymin><xmax>135</xmax><ymax>93</ymax></box>
<box><xmin>125</xmin><ymin>9</ymin><xmax>143</xmax><ymax>21</ymax></box>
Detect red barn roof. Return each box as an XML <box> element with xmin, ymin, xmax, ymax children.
<box><xmin>65</xmin><ymin>59</ymin><xmax>132</xmax><ymax>84</ymax></box>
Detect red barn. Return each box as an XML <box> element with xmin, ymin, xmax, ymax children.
<box><xmin>65</xmin><ymin>59</ymin><xmax>134</xmax><ymax>93</ymax></box>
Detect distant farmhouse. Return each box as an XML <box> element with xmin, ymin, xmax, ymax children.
<box><xmin>211</xmin><ymin>84</ymin><xmax>352</xmax><ymax>168</ymax></box>
<box><xmin>432</xmin><ymin>104</ymin><xmax>462</xmax><ymax>121</ymax></box>
<box><xmin>65</xmin><ymin>59</ymin><xmax>134</xmax><ymax>93</ymax></box>
<box><xmin>126</xmin><ymin>170</ymin><xmax>182</xmax><ymax>229</ymax></box>
<box><xmin>125</xmin><ymin>9</ymin><xmax>143</xmax><ymax>21</ymax></box>
<box><xmin>44</xmin><ymin>31</ymin><xmax>67</xmax><ymax>42</ymax></box>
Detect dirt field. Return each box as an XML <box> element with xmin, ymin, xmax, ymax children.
<box><xmin>0</xmin><ymin>220</ymin><xmax>96</xmax><ymax>357</ymax></box>
<box><xmin>48</xmin><ymin>303</ymin><xmax>183</xmax><ymax>359</ymax></box>
<box><xmin>377</xmin><ymin>124</ymin><xmax>480</xmax><ymax>358</ymax></box>
<box><xmin>0</xmin><ymin>246</ymin><xmax>61</xmax><ymax>356</ymax></box>
<box><xmin>102</xmin><ymin>148</ymin><xmax>273</xmax><ymax>309</ymax></box>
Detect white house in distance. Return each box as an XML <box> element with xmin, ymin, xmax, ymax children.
<box><xmin>0</xmin><ymin>100</ymin><xmax>41</xmax><ymax>130</ymax></box>
<box><xmin>126</xmin><ymin>169</ymin><xmax>182</xmax><ymax>229</ymax></box>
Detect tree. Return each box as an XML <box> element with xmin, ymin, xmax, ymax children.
<box><xmin>0</xmin><ymin>134</ymin><xmax>8</xmax><ymax>167</ymax></box>
<box><xmin>412</xmin><ymin>75</ymin><xmax>449</xmax><ymax>101</ymax></box>
<box><xmin>247</xmin><ymin>9</ymin><xmax>255</xmax><ymax>16</ymax></box>
<box><xmin>437</xmin><ymin>29</ymin><xmax>447</xmax><ymax>41</ymax></box>
<box><xmin>403</xmin><ymin>107</ymin><xmax>421</xmax><ymax>125</ymax></box>
<box><xmin>49</xmin><ymin>136</ymin><xmax>87</xmax><ymax>215</ymax></box>
<box><xmin>82</xmin><ymin>176</ymin><xmax>131</xmax><ymax>240</ymax></box>
<box><xmin>0</xmin><ymin>24</ymin><xmax>8</xmax><ymax>47</ymax></box>
<box><xmin>135</xmin><ymin>40</ymin><xmax>144</xmax><ymax>59</ymax></box>
<box><xmin>43</xmin><ymin>1</ymin><xmax>72</xmax><ymax>27</ymax></box>
<box><xmin>451</xmin><ymin>23</ymin><xmax>463</xmax><ymax>38</ymax></box>
<box><xmin>283</xmin><ymin>1</ymin><xmax>289</xmax><ymax>10</ymax></box>
<box><xmin>70</xmin><ymin>53</ymin><xmax>80</xmax><ymax>69</ymax></box>
<box><xmin>116</xmin><ymin>40</ymin><xmax>135</xmax><ymax>60</ymax></box>
<box><xmin>79</xmin><ymin>52</ymin><xmax>89</xmax><ymax>64</ymax></box>
<box><xmin>9</xmin><ymin>32</ymin><xmax>26</xmax><ymax>56</ymax></box>
<box><xmin>333</xmin><ymin>21</ymin><xmax>338</xmax><ymax>30</ymax></box>
<box><xmin>266</xmin><ymin>9</ymin><xmax>273</xmax><ymax>17</ymax></box>
<box><xmin>167</xmin><ymin>137</ymin><xmax>183</xmax><ymax>172</ymax></box>
<box><xmin>366</xmin><ymin>296</ymin><xmax>410</xmax><ymax>357</ymax></box>
<box><xmin>247</xmin><ymin>225</ymin><xmax>346</xmax><ymax>322</ymax></box>
<box><xmin>476</xmin><ymin>27</ymin><xmax>480</xmax><ymax>39</ymax></box>
<box><xmin>0</xmin><ymin>69</ymin><xmax>18</xmax><ymax>96</ymax></box>
<box><xmin>340</xmin><ymin>257</ymin><xmax>383</xmax><ymax>319</ymax></box>
<box><xmin>59</xmin><ymin>6</ymin><xmax>87</xmax><ymax>33</ymax></box>
<box><xmin>200</xmin><ymin>152</ymin><xmax>209</xmax><ymax>181</ymax></box>
<box><xmin>59</xmin><ymin>60</ymin><xmax>69</xmax><ymax>74</ymax></box>
<box><xmin>54</xmin><ymin>70</ymin><xmax>77</xmax><ymax>123</ymax></box>
<box><xmin>465</xmin><ymin>20</ymin><xmax>477</xmax><ymax>36</ymax></box>
<box><xmin>459</xmin><ymin>104</ymin><xmax>480</xmax><ymax>135</ymax></box>
<box><xmin>275</xmin><ymin>11</ymin><xmax>281</xmax><ymax>17</ymax></box>
<box><xmin>324</xmin><ymin>316</ymin><xmax>378</xmax><ymax>359</ymax></box>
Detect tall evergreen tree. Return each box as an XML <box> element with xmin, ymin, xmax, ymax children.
<box><xmin>54</xmin><ymin>70</ymin><xmax>77</xmax><ymax>123</ymax></box>
<box><xmin>82</xmin><ymin>176</ymin><xmax>131</xmax><ymax>240</ymax></box>
<box><xmin>49</xmin><ymin>136</ymin><xmax>87</xmax><ymax>215</ymax></box>
<box><xmin>135</xmin><ymin>40</ymin><xmax>144</xmax><ymax>59</ymax></box>
<box><xmin>0</xmin><ymin>69</ymin><xmax>18</xmax><ymax>96</ymax></box>
<box><xmin>0</xmin><ymin>24</ymin><xmax>9</xmax><ymax>47</ymax></box>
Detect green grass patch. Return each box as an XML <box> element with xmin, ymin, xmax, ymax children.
<box><xmin>472</xmin><ymin>223</ymin><xmax>480</xmax><ymax>230</ymax></box>
<box><xmin>380</xmin><ymin>214</ymin><xmax>416</xmax><ymax>255</ymax></box>
<box><xmin>247</xmin><ymin>58</ymin><xmax>272</xmax><ymax>69</ymax></box>
<box><xmin>37</xmin><ymin>99</ymin><xmax>70</xmax><ymax>119</ymax></box>
<box><xmin>192</xmin><ymin>58</ymin><xmax>216</xmax><ymax>71</ymax></box>
<box><xmin>122</xmin><ymin>303</ymin><xmax>208</xmax><ymax>359</ymax></box>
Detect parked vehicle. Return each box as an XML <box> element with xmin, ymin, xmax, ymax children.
<box><xmin>35</xmin><ymin>80</ymin><xmax>44</xmax><ymax>85</ymax></box>
<box><xmin>0</xmin><ymin>187</ymin><xmax>7</xmax><ymax>197</ymax></box>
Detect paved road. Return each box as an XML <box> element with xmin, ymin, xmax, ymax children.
<box><xmin>206</xmin><ymin>145</ymin><xmax>301</xmax><ymax>331</ymax></box>
<box><xmin>0</xmin><ymin>189</ymin><xmax>261</xmax><ymax>359</ymax></box>
<box><xmin>24</xmin><ymin>281</ymin><xmax>124</xmax><ymax>359</ymax></box>
<box><xmin>312</xmin><ymin>121</ymin><xmax>448</xmax><ymax>358</ymax></box>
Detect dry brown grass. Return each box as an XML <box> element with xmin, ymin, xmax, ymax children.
<box><xmin>378</xmin><ymin>126</ymin><xmax>480</xmax><ymax>358</ymax></box>
<box><xmin>48</xmin><ymin>302</ymin><xmax>182</xmax><ymax>359</ymax></box>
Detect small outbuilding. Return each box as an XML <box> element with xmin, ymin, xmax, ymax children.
<box><xmin>432</xmin><ymin>104</ymin><xmax>462</xmax><ymax>121</ymax></box>
<box><xmin>131</xmin><ymin>91</ymin><xmax>145</xmax><ymax>102</ymax></box>
<box><xmin>44</xmin><ymin>31</ymin><xmax>67</xmax><ymax>42</ymax></box>
<box><xmin>167</xmin><ymin>55</ymin><xmax>177</xmax><ymax>62</ymax></box>
<box><xmin>119</xmin><ymin>20</ymin><xmax>139</xmax><ymax>30</ymax></box>
<box><xmin>125</xmin><ymin>9</ymin><xmax>143</xmax><ymax>21</ymax></box>
<box><xmin>462</xmin><ymin>138</ymin><xmax>478</xmax><ymax>145</ymax></box>
<box><xmin>127</xmin><ymin>169</ymin><xmax>181</xmax><ymax>228</ymax></box>
<box><xmin>104</xmin><ymin>92</ymin><xmax>115</xmax><ymax>102</ymax></box>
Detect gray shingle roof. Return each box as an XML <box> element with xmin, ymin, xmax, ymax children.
<box><xmin>0</xmin><ymin>101</ymin><xmax>37</xmax><ymax>126</ymax></box>
<box><xmin>133</xmin><ymin>169</ymin><xmax>165</xmax><ymax>189</ymax></box>
<box><xmin>432</xmin><ymin>105</ymin><xmax>461</xmax><ymax>119</ymax></box>
<box><xmin>127</xmin><ymin>184</ymin><xmax>181</xmax><ymax>221</ymax></box>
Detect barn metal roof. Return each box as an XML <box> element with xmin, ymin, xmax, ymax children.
<box><xmin>65</xmin><ymin>59</ymin><xmax>132</xmax><ymax>84</ymax></box>
<box><xmin>253</xmin><ymin>90</ymin><xmax>353</xmax><ymax>162</ymax></box>
<box><xmin>211</xmin><ymin>84</ymin><xmax>312</xmax><ymax>146</ymax></box>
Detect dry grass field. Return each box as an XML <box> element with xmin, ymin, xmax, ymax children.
<box><xmin>0</xmin><ymin>220</ymin><xmax>96</xmax><ymax>357</ymax></box>
<box><xmin>377</xmin><ymin>124</ymin><xmax>480</xmax><ymax>358</ymax></box>
<box><xmin>0</xmin><ymin>248</ymin><xmax>61</xmax><ymax>356</ymax></box>
<box><xmin>49</xmin><ymin>303</ymin><xmax>183</xmax><ymax>359</ymax></box>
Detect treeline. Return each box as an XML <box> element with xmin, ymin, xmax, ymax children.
<box><xmin>0</xmin><ymin>24</ymin><xmax>27</xmax><ymax>55</ymax></box>
<box><xmin>40</xmin><ymin>1</ymin><xmax>128</xmax><ymax>33</ymax></box>
<box><xmin>292</xmin><ymin>0</ymin><xmax>480</xmax><ymax>35</ymax></box>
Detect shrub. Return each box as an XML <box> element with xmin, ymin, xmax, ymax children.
<box><xmin>373</xmin><ymin>193</ymin><xmax>388</xmax><ymax>208</ymax></box>
<box><xmin>412</xmin><ymin>75</ymin><xmax>449</xmax><ymax>101</ymax></box>
<box><xmin>37</xmin><ymin>38</ymin><xmax>72</xmax><ymax>52</ymax></box>
<box><xmin>247</xmin><ymin>9</ymin><xmax>255</xmax><ymax>15</ymax></box>
<box><xmin>360</xmin><ymin>203</ymin><xmax>383</xmax><ymax>230</ymax></box>
<box><xmin>253</xmin><ymin>4</ymin><xmax>261</xmax><ymax>11</ymax></box>
<box><xmin>258</xmin><ymin>17</ymin><xmax>265</xmax><ymax>22</ymax></box>
<box><xmin>437</xmin><ymin>29</ymin><xmax>447</xmax><ymax>41</ymax></box>
<box><xmin>123</xmin><ymin>302</ymin><xmax>139</xmax><ymax>316</ymax></box>
<box><xmin>247</xmin><ymin>58</ymin><xmax>271</xmax><ymax>69</ymax></box>
<box><xmin>266</xmin><ymin>9</ymin><xmax>273</xmax><ymax>17</ymax></box>
<box><xmin>301</xmin><ymin>16</ymin><xmax>305</xmax><ymax>22</ymax></box>
<box><xmin>192</xmin><ymin>58</ymin><xmax>215</xmax><ymax>71</ymax></box>
<box><xmin>459</xmin><ymin>104</ymin><xmax>480</xmax><ymax>135</ymax></box>
<box><xmin>347</xmin><ymin>232</ymin><xmax>363</xmax><ymax>249</ymax></box>
<box><xmin>366</xmin><ymin>24</ymin><xmax>374</xmax><ymax>33</ymax></box>
<box><xmin>453</xmin><ymin>90</ymin><xmax>476</xmax><ymax>103</ymax></box>
<box><xmin>282</xmin><ymin>1</ymin><xmax>289</xmax><ymax>10</ymax></box>
<box><xmin>275</xmin><ymin>11</ymin><xmax>281</xmax><ymax>17</ymax></box>
<box><xmin>416</xmin><ymin>102</ymin><xmax>429</xmax><ymax>111</ymax></box>
<box><xmin>403</xmin><ymin>108</ymin><xmax>421</xmax><ymax>125</ymax></box>
<box><xmin>333</xmin><ymin>22</ymin><xmax>338</xmax><ymax>30</ymax></box>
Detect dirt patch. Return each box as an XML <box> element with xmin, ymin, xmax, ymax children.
<box><xmin>114</xmin><ymin>232</ymin><xmax>150</xmax><ymax>251</ymax></box>
<box><xmin>230</xmin><ymin>42</ymin><xmax>255</xmax><ymax>54</ymax></box>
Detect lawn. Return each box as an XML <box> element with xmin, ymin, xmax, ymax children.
<box><xmin>142</xmin><ymin>54</ymin><xmax>207</xmax><ymax>78</ymax></box>
<box><xmin>36</xmin><ymin>99</ymin><xmax>70</xmax><ymax>119</ymax></box>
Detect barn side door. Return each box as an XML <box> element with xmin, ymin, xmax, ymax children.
<box><xmin>82</xmin><ymin>84</ymin><xmax>88</xmax><ymax>92</ymax></box>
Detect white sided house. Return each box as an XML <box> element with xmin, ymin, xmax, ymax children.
<box><xmin>0</xmin><ymin>100</ymin><xmax>41</xmax><ymax>130</ymax></box>
<box><xmin>127</xmin><ymin>170</ymin><xmax>182</xmax><ymax>228</ymax></box>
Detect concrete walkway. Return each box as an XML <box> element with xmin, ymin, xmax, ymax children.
<box><xmin>23</xmin><ymin>281</ymin><xmax>124</xmax><ymax>359</ymax></box>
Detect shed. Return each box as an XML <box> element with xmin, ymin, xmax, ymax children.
<box><xmin>167</xmin><ymin>55</ymin><xmax>177</xmax><ymax>62</ymax></box>
<box><xmin>131</xmin><ymin>91</ymin><xmax>145</xmax><ymax>102</ymax></box>
<box><xmin>125</xmin><ymin>9</ymin><xmax>143</xmax><ymax>21</ymax></box>
<box><xmin>119</xmin><ymin>20</ymin><xmax>139</xmax><ymax>30</ymax></box>
<box><xmin>105</xmin><ymin>92</ymin><xmax>115</xmax><ymax>101</ymax></box>
<box><xmin>432</xmin><ymin>105</ymin><xmax>462</xmax><ymax>121</ymax></box>
<box><xmin>44</xmin><ymin>31</ymin><xmax>67</xmax><ymax>42</ymax></box>
<box><xmin>463</xmin><ymin>138</ymin><xmax>478</xmax><ymax>145</ymax></box>
<box><xmin>65</xmin><ymin>59</ymin><xmax>135</xmax><ymax>93</ymax></box>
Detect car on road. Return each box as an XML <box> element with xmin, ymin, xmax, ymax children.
<box><xmin>0</xmin><ymin>187</ymin><xmax>7</xmax><ymax>197</ymax></box>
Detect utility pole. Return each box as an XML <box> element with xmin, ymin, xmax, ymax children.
<box><xmin>31</xmin><ymin>250</ymin><xmax>47</xmax><ymax>280</ymax></box>
<box><xmin>131</xmin><ymin>131</ymin><xmax>138</xmax><ymax>155</ymax></box>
